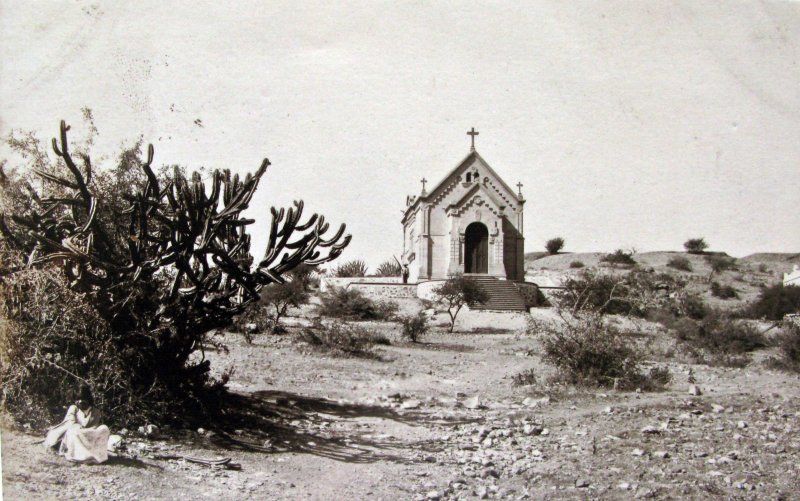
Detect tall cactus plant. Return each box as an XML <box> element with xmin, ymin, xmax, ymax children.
<box><xmin>0</xmin><ymin>120</ymin><xmax>350</xmax><ymax>420</ymax></box>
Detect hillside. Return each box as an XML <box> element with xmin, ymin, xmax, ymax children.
<box><xmin>525</xmin><ymin>251</ymin><xmax>798</xmax><ymax>310</ymax></box>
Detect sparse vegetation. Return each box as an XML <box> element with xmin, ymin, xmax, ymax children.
<box><xmin>706</xmin><ymin>254</ymin><xmax>737</xmax><ymax>281</ymax></box>
<box><xmin>545</xmin><ymin>237</ymin><xmax>565</xmax><ymax>255</ymax></box>
<box><xmin>673</xmin><ymin>312</ymin><xmax>766</xmax><ymax>367</ymax></box>
<box><xmin>600</xmin><ymin>249</ymin><xmax>637</xmax><ymax>267</ymax></box>
<box><xmin>569</xmin><ymin>260</ymin><xmax>585</xmax><ymax>269</ymax></box>
<box><xmin>745</xmin><ymin>284</ymin><xmax>800</xmax><ymax>321</ymax></box>
<box><xmin>433</xmin><ymin>274</ymin><xmax>489</xmax><ymax>332</ymax></box>
<box><xmin>556</xmin><ymin>270</ymin><xmax>671</xmax><ymax>318</ymax></box>
<box><xmin>334</xmin><ymin>259</ymin><xmax>369</xmax><ymax>277</ymax></box>
<box><xmin>684</xmin><ymin>238</ymin><xmax>708</xmax><ymax>254</ymax></box>
<box><xmin>318</xmin><ymin>287</ymin><xmax>398</xmax><ymax>321</ymax></box>
<box><xmin>767</xmin><ymin>322</ymin><xmax>800</xmax><ymax>372</ymax></box>
<box><xmin>511</xmin><ymin>368</ymin><xmax>537</xmax><ymax>386</ymax></box>
<box><xmin>299</xmin><ymin>319</ymin><xmax>388</xmax><ymax>357</ymax></box>
<box><xmin>399</xmin><ymin>312</ymin><xmax>429</xmax><ymax>343</ymax></box>
<box><xmin>710</xmin><ymin>281</ymin><xmax>738</xmax><ymax>299</ymax></box>
<box><xmin>667</xmin><ymin>256</ymin><xmax>693</xmax><ymax>272</ymax></box>
<box><xmin>375</xmin><ymin>259</ymin><xmax>402</xmax><ymax>277</ymax></box>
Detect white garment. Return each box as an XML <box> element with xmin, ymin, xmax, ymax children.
<box><xmin>44</xmin><ymin>405</ymin><xmax>110</xmax><ymax>464</ymax></box>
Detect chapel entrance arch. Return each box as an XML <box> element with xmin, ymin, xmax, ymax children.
<box><xmin>464</xmin><ymin>222</ymin><xmax>489</xmax><ymax>274</ymax></box>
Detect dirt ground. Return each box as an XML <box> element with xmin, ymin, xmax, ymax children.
<box><xmin>3</xmin><ymin>311</ymin><xmax>800</xmax><ymax>500</ymax></box>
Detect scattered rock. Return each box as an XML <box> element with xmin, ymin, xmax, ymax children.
<box><xmin>653</xmin><ymin>450</ymin><xmax>670</xmax><ymax>459</ymax></box>
<box><xmin>641</xmin><ymin>425</ymin><xmax>661</xmax><ymax>434</ymax></box>
<box><xmin>631</xmin><ymin>448</ymin><xmax>646</xmax><ymax>456</ymax></box>
<box><xmin>425</xmin><ymin>490</ymin><xmax>440</xmax><ymax>500</ymax></box>
<box><xmin>401</xmin><ymin>399</ymin><xmax>422</xmax><ymax>410</ymax></box>
<box><xmin>689</xmin><ymin>384</ymin><xmax>702</xmax><ymax>396</ymax></box>
<box><xmin>464</xmin><ymin>396</ymin><xmax>482</xmax><ymax>410</ymax></box>
<box><xmin>575</xmin><ymin>479</ymin><xmax>590</xmax><ymax>488</ymax></box>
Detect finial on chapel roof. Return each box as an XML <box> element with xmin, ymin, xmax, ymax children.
<box><xmin>420</xmin><ymin>177</ymin><xmax>428</xmax><ymax>196</ymax></box>
<box><xmin>467</xmin><ymin>127</ymin><xmax>479</xmax><ymax>151</ymax></box>
<box><xmin>517</xmin><ymin>181</ymin><xmax>525</xmax><ymax>200</ymax></box>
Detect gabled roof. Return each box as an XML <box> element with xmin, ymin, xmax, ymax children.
<box><xmin>402</xmin><ymin>150</ymin><xmax>522</xmax><ymax>222</ymax></box>
<box><xmin>446</xmin><ymin>182</ymin><xmax>507</xmax><ymax>216</ymax></box>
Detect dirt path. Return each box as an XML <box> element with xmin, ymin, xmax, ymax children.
<box><xmin>4</xmin><ymin>325</ymin><xmax>800</xmax><ymax>500</ymax></box>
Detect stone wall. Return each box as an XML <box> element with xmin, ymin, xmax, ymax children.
<box><xmin>320</xmin><ymin>276</ymin><xmax>402</xmax><ymax>292</ymax></box>
<box><xmin>348</xmin><ymin>283</ymin><xmax>418</xmax><ymax>301</ymax></box>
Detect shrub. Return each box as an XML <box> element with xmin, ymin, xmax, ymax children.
<box><xmin>684</xmin><ymin>238</ymin><xmax>708</xmax><ymax>254</ymax></box>
<box><xmin>528</xmin><ymin>314</ymin><xmax>667</xmax><ymax>391</ymax></box>
<box><xmin>673</xmin><ymin>311</ymin><xmax>766</xmax><ymax>367</ymax></box>
<box><xmin>545</xmin><ymin>237</ymin><xmax>565</xmax><ymax>255</ymax></box>
<box><xmin>433</xmin><ymin>274</ymin><xmax>489</xmax><ymax>332</ymax></box>
<box><xmin>758</xmin><ymin>264</ymin><xmax>769</xmax><ymax>273</ymax></box>
<box><xmin>299</xmin><ymin>319</ymin><xmax>388</xmax><ymax>357</ymax></box>
<box><xmin>375</xmin><ymin>259</ymin><xmax>402</xmax><ymax>277</ymax></box>
<box><xmin>672</xmin><ymin>292</ymin><xmax>708</xmax><ymax>320</ymax></box>
<box><xmin>569</xmin><ymin>261</ymin><xmax>585</xmax><ymax>269</ymax></box>
<box><xmin>710</xmin><ymin>281</ymin><xmax>738</xmax><ymax>299</ymax></box>
<box><xmin>745</xmin><ymin>284</ymin><xmax>800</xmax><ymax>321</ymax></box>
<box><xmin>706</xmin><ymin>254</ymin><xmax>737</xmax><ymax>281</ymax></box>
<box><xmin>767</xmin><ymin>322</ymin><xmax>800</xmax><ymax>372</ymax></box>
<box><xmin>600</xmin><ymin>249</ymin><xmax>637</xmax><ymax>267</ymax></box>
<box><xmin>334</xmin><ymin>259</ymin><xmax>368</xmax><ymax>277</ymax></box>
<box><xmin>400</xmin><ymin>312</ymin><xmax>429</xmax><ymax>343</ymax></box>
<box><xmin>556</xmin><ymin>270</ymin><xmax>672</xmax><ymax>318</ymax></box>
<box><xmin>318</xmin><ymin>287</ymin><xmax>398</xmax><ymax>321</ymax></box>
<box><xmin>667</xmin><ymin>256</ymin><xmax>693</xmax><ymax>272</ymax></box>
<box><xmin>511</xmin><ymin>368</ymin><xmax>537</xmax><ymax>386</ymax></box>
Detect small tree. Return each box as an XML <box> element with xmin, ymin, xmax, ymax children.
<box><xmin>400</xmin><ymin>312</ymin><xmax>429</xmax><ymax>342</ymax></box>
<box><xmin>600</xmin><ymin>249</ymin><xmax>637</xmax><ymax>267</ymax></box>
<box><xmin>259</xmin><ymin>266</ymin><xmax>313</xmax><ymax>332</ymax></box>
<box><xmin>433</xmin><ymin>274</ymin><xmax>489</xmax><ymax>332</ymax></box>
<box><xmin>545</xmin><ymin>237</ymin><xmax>565</xmax><ymax>255</ymax></box>
<box><xmin>684</xmin><ymin>238</ymin><xmax>708</xmax><ymax>254</ymax></box>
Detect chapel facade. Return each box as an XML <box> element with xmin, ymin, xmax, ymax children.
<box><xmin>401</xmin><ymin>135</ymin><xmax>525</xmax><ymax>283</ymax></box>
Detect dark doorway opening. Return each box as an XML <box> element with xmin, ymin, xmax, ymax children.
<box><xmin>464</xmin><ymin>222</ymin><xmax>489</xmax><ymax>274</ymax></box>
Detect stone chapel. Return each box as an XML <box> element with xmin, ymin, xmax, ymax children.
<box><xmin>401</xmin><ymin>130</ymin><xmax>525</xmax><ymax>283</ymax></box>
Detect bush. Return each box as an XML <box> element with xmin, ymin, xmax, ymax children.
<box><xmin>745</xmin><ymin>284</ymin><xmax>800</xmax><ymax>321</ymax></box>
<box><xmin>672</xmin><ymin>292</ymin><xmax>708</xmax><ymax>320</ymax></box>
<box><xmin>318</xmin><ymin>287</ymin><xmax>398</xmax><ymax>321</ymax></box>
<box><xmin>600</xmin><ymin>249</ymin><xmax>637</xmax><ymax>267</ymax></box>
<box><xmin>545</xmin><ymin>237</ymin><xmax>565</xmax><ymax>255</ymax></box>
<box><xmin>375</xmin><ymin>259</ymin><xmax>402</xmax><ymax>277</ymax></box>
<box><xmin>684</xmin><ymin>238</ymin><xmax>708</xmax><ymax>254</ymax></box>
<box><xmin>569</xmin><ymin>261</ymin><xmax>585</xmax><ymax>269</ymax></box>
<box><xmin>673</xmin><ymin>312</ymin><xmax>766</xmax><ymax>367</ymax></box>
<box><xmin>706</xmin><ymin>254</ymin><xmax>737</xmax><ymax>281</ymax></box>
<box><xmin>299</xmin><ymin>319</ymin><xmax>388</xmax><ymax>357</ymax></box>
<box><xmin>758</xmin><ymin>263</ymin><xmax>769</xmax><ymax>273</ymax></box>
<box><xmin>556</xmin><ymin>270</ymin><xmax>671</xmax><ymax>318</ymax></box>
<box><xmin>334</xmin><ymin>259</ymin><xmax>368</xmax><ymax>277</ymax></box>
<box><xmin>768</xmin><ymin>322</ymin><xmax>800</xmax><ymax>372</ymax></box>
<box><xmin>511</xmin><ymin>369</ymin><xmax>537</xmax><ymax>386</ymax></box>
<box><xmin>528</xmin><ymin>314</ymin><xmax>668</xmax><ymax>391</ymax></box>
<box><xmin>400</xmin><ymin>312</ymin><xmax>429</xmax><ymax>342</ymax></box>
<box><xmin>710</xmin><ymin>281</ymin><xmax>738</xmax><ymax>299</ymax></box>
<box><xmin>667</xmin><ymin>256</ymin><xmax>693</xmax><ymax>272</ymax></box>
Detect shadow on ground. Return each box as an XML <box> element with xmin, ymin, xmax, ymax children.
<box><xmin>207</xmin><ymin>390</ymin><xmax>479</xmax><ymax>464</ymax></box>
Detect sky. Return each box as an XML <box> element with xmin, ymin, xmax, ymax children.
<box><xmin>1</xmin><ymin>1</ymin><xmax>799</xmax><ymax>270</ymax></box>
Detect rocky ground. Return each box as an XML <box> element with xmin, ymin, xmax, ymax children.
<box><xmin>3</xmin><ymin>316</ymin><xmax>800</xmax><ymax>500</ymax></box>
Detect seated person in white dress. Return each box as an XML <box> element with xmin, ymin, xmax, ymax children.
<box><xmin>44</xmin><ymin>385</ymin><xmax>110</xmax><ymax>464</ymax></box>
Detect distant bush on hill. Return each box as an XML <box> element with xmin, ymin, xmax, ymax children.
<box><xmin>667</xmin><ymin>256</ymin><xmax>693</xmax><ymax>272</ymax></box>
<box><xmin>706</xmin><ymin>254</ymin><xmax>737</xmax><ymax>281</ymax></box>
<box><xmin>673</xmin><ymin>312</ymin><xmax>766</xmax><ymax>367</ymax></box>
<box><xmin>545</xmin><ymin>237</ymin><xmax>565</xmax><ymax>255</ymax></box>
<box><xmin>684</xmin><ymin>238</ymin><xmax>709</xmax><ymax>254</ymax></box>
<box><xmin>569</xmin><ymin>260</ymin><xmax>585</xmax><ymax>269</ymax></box>
<box><xmin>600</xmin><ymin>249</ymin><xmax>637</xmax><ymax>267</ymax></box>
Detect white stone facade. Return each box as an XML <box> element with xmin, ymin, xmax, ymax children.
<box><xmin>401</xmin><ymin>150</ymin><xmax>525</xmax><ymax>283</ymax></box>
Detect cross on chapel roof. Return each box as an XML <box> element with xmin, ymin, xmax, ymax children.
<box><xmin>467</xmin><ymin>127</ymin><xmax>479</xmax><ymax>151</ymax></box>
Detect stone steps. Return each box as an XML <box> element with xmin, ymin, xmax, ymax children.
<box><xmin>465</xmin><ymin>275</ymin><xmax>528</xmax><ymax>311</ymax></box>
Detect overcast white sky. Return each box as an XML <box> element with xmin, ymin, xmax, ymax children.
<box><xmin>2</xmin><ymin>1</ymin><xmax>799</xmax><ymax>269</ymax></box>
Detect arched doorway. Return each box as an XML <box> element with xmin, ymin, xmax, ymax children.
<box><xmin>464</xmin><ymin>222</ymin><xmax>489</xmax><ymax>274</ymax></box>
